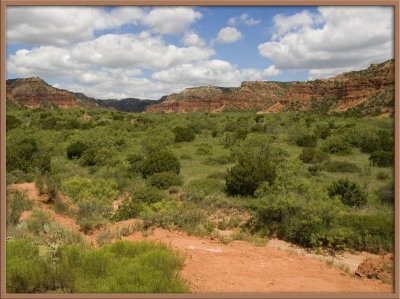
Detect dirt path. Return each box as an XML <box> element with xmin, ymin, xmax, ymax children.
<box><xmin>10</xmin><ymin>183</ymin><xmax>392</xmax><ymax>293</ymax></box>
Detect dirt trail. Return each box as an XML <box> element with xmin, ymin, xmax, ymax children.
<box><xmin>10</xmin><ymin>183</ymin><xmax>392</xmax><ymax>293</ymax></box>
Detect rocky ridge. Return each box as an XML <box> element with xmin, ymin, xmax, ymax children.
<box><xmin>145</xmin><ymin>59</ymin><xmax>394</xmax><ymax>115</ymax></box>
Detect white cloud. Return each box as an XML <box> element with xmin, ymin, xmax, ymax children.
<box><xmin>8</xmin><ymin>32</ymin><xmax>215</xmax><ymax>74</ymax></box>
<box><xmin>258</xmin><ymin>7</ymin><xmax>394</xmax><ymax>78</ymax></box>
<box><xmin>6</xmin><ymin>6</ymin><xmax>202</xmax><ymax>46</ymax></box>
<box><xmin>262</xmin><ymin>65</ymin><xmax>281</xmax><ymax>76</ymax></box>
<box><xmin>152</xmin><ymin>60</ymin><xmax>279</xmax><ymax>87</ymax></box>
<box><xmin>182</xmin><ymin>31</ymin><xmax>205</xmax><ymax>47</ymax></box>
<box><xmin>271</xmin><ymin>10</ymin><xmax>314</xmax><ymax>40</ymax></box>
<box><xmin>141</xmin><ymin>7</ymin><xmax>202</xmax><ymax>35</ymax></box>
<box><xmin>215</xmin><ymin>27</ymin><xmax>243</xmax><ymax>44</ymax></box>
<box><xmin>227</xmin><ymin>13</ymin><xmax>261</xmax><ymax>26</ymax></box>
<box><xmin>6</xmin><ymin>7</ymin><xmax>144</xmax><ymax>46</ymax></box>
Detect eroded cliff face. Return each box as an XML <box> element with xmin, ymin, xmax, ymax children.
<box><xmin>145</xmin><ymin>59</ymin><xmax>394</xmax><ymax>114</ymax></box>
<box><xmin>6</xmin><ymin>77</ymin><xmax>80</xmax><ymax>108</ymax></box>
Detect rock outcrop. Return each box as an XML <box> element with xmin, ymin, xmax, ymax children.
<box><xmin>6</xmin><ymin>77</ymin><xmax>80</xmax><ymax>108</ymax></box>
<box><xmin>145</xmin><ymin>59</ymin><xmax>394</xmax><ymax>115</ymax></box>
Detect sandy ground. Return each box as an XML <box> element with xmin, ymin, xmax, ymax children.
<box><xmin>10</xmin><ymin>182</ymin><xmax>393</xmax><ymax>293</ymax></box>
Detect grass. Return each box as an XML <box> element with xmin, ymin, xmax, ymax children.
<box><xmin>7</xmin><ymin>239</ymin><xmax>189</xmax><ymax>293</ymax></box>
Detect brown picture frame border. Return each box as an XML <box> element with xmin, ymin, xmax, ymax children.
<box><xmin>0</xmin><ymin>1</ymin><xmax>398</xmax><ymax>298</ymax></box>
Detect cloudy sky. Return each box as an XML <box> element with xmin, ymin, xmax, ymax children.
<box><xmin>6</xmin><ymin>6</ymin><xmax>394</xmax><ymax>100</ymax></box>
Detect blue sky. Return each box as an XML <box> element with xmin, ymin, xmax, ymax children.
<box><xmin>6</xmin><ymin>6</ymin><xmax>393</xmax><ymax>100</ymax></box>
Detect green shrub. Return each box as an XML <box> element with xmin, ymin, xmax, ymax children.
<box><xmin>299</xmin><ymin>147</ymin><xmax>330</xmax><ymax>164</ymax></box>
<box><xmin>226</xmin><ymin>157</ymin><xmax>276</xmax><ymax>196</ymax></box>
<box><xmin>133</xmin><ymin>186</ymin><xmax>164</xmax><ymax>205</ymax></box>
<box><xmin>338</xmin><ymin>213</ymin><xmax>393</xmax><ymax>252</ymax></box>
<box><xmin>141</xmin><ymin>151</ymin><xmax>180</xmax><ymax>178</ymax></box>
<box><xmin>140</xmin><ymin>129</ymin><xmax>174</xmax><ymax>154</ymax></box>
<box><xmin>127</xmin><ymin>153</ymin><xmax>145</xmax><ymax>173</ymax></box>
<box><xmin>6</xmin><ymin>189</ymin><xmax>32</xmax><ymax>227</ymax></box>
<box><xmin>26</xmin><ymin>210</ymin><xmax>51</xmax><ymax>235</ymax></box>
<box><xmin>112</xmin><ymin>198</ymin><xmax>142</xmax><ymax>221</ymax></box>
<box><xmin>328</xmin><ymin>178</ymin><xmax>367</xmax><ymax>207</ymax></box>
<box><xmin>147</xmin><ymin>172</ymin><xmax>182</xmax><ymax>190</ymax></box>
<box><xmin>324</xmin><ymin>161</ymin><xmax>361</xmax><ymax>173</ymax></box>
<box><xmin>62</xmin><ymin>177</ymin><xmax>118</xmax><ymax>205</ymax></box>
<box><xmin>308</xmin><ymin>165</ymin><xmax>320</xmax><ymax>176</ymax></box>
<box><xmin>321</xmin><ymin>136</ymin><xmax>352</xmax><ymax>154</ymax></box>
<box><xmin>66</xmin><ymin>141</ymin><xmax>87</xmax><ymax>160</ymax></box>
<box><xmin>369</xmin><ymin>150</ymin><xmax>393</xmax><ymax>167</ymax></box>
<box><xmin>376</xmin><ymin>171</ymin><xmax>389</xmax><ymax>180</ymax></box>
<box><xmin>6</xmin><ymin>114</ymin><xmax>21</xmax><ymax>131</ymax></box>
<box><xmin>254</xmin><ymin>192</ymin><xmax>343</xmax><ymax>248</ymax></box>
<box><xmin>6</xmin><ymin>137</ymin><xmax>39</xmax><ymax>173</ymax></box>
<box><xmin>76</xmin><ymin>200</ymin><xmax>111</xmax><ymax>233</ymax></box>
<box><xmin>295</xmin><ymin>134</ymin><xmax>318</xmax><ymax>147</ymax></box>
<box><xmin>172</xmin><ymin>126</ymin><xmax>195</xmax><ymax>142</ymax></box>
<box><xmin>376</xmin><ymin>184</ymin><xmax>394</xmax><ymax>204</ymax></box>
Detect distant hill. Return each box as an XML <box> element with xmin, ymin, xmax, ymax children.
<box><xmin>6</xmin><ymin>59</ymin><xmax>394</xmax><ymax>116</ymax></box>
<box><xmin>95</xmin><ymin>98</ymin><xmax>161</xmax><ymax>112</ymax></box>
<box><xmin>146</xmin><ymin>59</ymin><xmax>394</xmax><ymax>117</ymax></box>
<box><xmin>6</xmin><ymin>77</ymin><xmax>157</xmax><ymax>112</ymax></box>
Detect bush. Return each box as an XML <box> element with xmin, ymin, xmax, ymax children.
<box><xmin>141</xmin><ymin>151</ymin><xmax>180</xmax><ymax>178</ymax></box>
<box><xmin>226</xmin><ymin>157</ymin><xmax>276</xmax><ymax>196</ymax></box>
<box><xmin>66</xmin><ymin>141</ymin><xmax>87</xmax><ymax>160</ymax></box>
<box><xmin>254</xmin><ymin>192</ymin><xmax>343</xmax><ymax>248</ymax></box>
<box><xmin>376</xmin><ymin>184</ymin><xmax>394</xmax><ymax>204</ymax></box>
<box><xmin>299</xmin><ymin>147</ymin><xmax>330</xmax><ymax>164</ymax></box>
<box><xmin>172</xmin><ymin>126</ymin><xmax>195</xmax><ymax>142</ymax></box>
<box><xmin>376</xmin><ymin>171</ymin><xmax>389</xmax><ymax>180</ymax></box>
<box><xmin>147</xmin><ymin>172</ymin><xmax>182</xmax><ymax>190</ymax></box>
<box><xmin>180</xmin><ymin>154</ymin><xmax>191</xmax><ymax>160</ymax></box>
<box><xmin>76</xmin><ymin>200</ymin><xmax>111</xmax><ymax>233</ymax></box>
<box><xmin>321</xmin><ymin>136</ymin><xmax>352</xmax><ymax>155</ymax></box>
<box><xmin>127</xmin><ymin>153</ymin><xmax>145</xmax><ymax>173</ymax></box>
<box><xmin>6</xmin><ymin>189</ymin><xmax>32</xmax><ymax>227</ymax></box>
<box><xmin>6</xmin><ymin>114</ymin><xmax>21</xmax><ymax>131</ymax></box>
<box><xmin>324</xmin><ymin>161</ymin><xmax>361</xmax><ymax>173</ymax></box>
<box><xmin>6</xmin><ymin>137</ymin><xmax>38</xmax><ymax>173</ymax></box>
<box><xmin>133</xmin><ymin>186</ymin><xmax>164</xmax><ymax>205</ymax></box>
<box><xmin>112</xmin><ymin>198</ymin><xmax>142</xmax><ymax>221</ymax></box>
<box><xmin>295</xmin><ymin>134</ymin><xmax>318</xmax><ymax>147</ymax></box>
<box><xmin>328</xmin><ymin>178</ymin><xmax>367</xmax><ymax>207</ymax></box>
<box><xmin>338</xmin><ymin>213</ymin><xmax>393</xmax><ymax>252</ymax></box>
<box><xmin>140</xmin><ymin>129</ymin><xmax>174</xmax><ymax>154</ymax></box>
<box><xmin>62</xmin><ymin>177</ymin><xmax>118</xmax><ymax>205</ymax></box>
<box><xmin>369</xmin><ymin>151</ymin><xmax>393</xmax><ymax>167</ymax></box>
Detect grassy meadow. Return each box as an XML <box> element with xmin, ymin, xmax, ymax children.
<box><xmin>6</xmin><ymin>107</ymin><xmax>394</xmax><ymax>293</ymax></box>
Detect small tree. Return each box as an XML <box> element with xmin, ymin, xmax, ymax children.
<box><xmin>141</xmin><ymin>151</ymin><xmax>180</xmax><ymax>178</ymax></box>
<box><xmin>172</xmin><ymin>127</ymin><xmax>195</xmax><ymax>142</ymax></box>
<box><xmin>225</xmin><ymin>156</ymin><xmax>276</xmax><ymax>196</ymax></box>
<box><xmin>328</xmin><ymin>178</ymin><xmax>367</xmax><ymax>207</ymax></box>
<box><xmin>66</xmin><ymin>141</ymin><xmax>87</xmax><ymax>159</ymax></box>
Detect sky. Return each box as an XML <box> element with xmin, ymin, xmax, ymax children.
<box><xmin>6</xmin><ymin>6</ymin><xmax>394</xmax><ymax>100</ymax></box>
